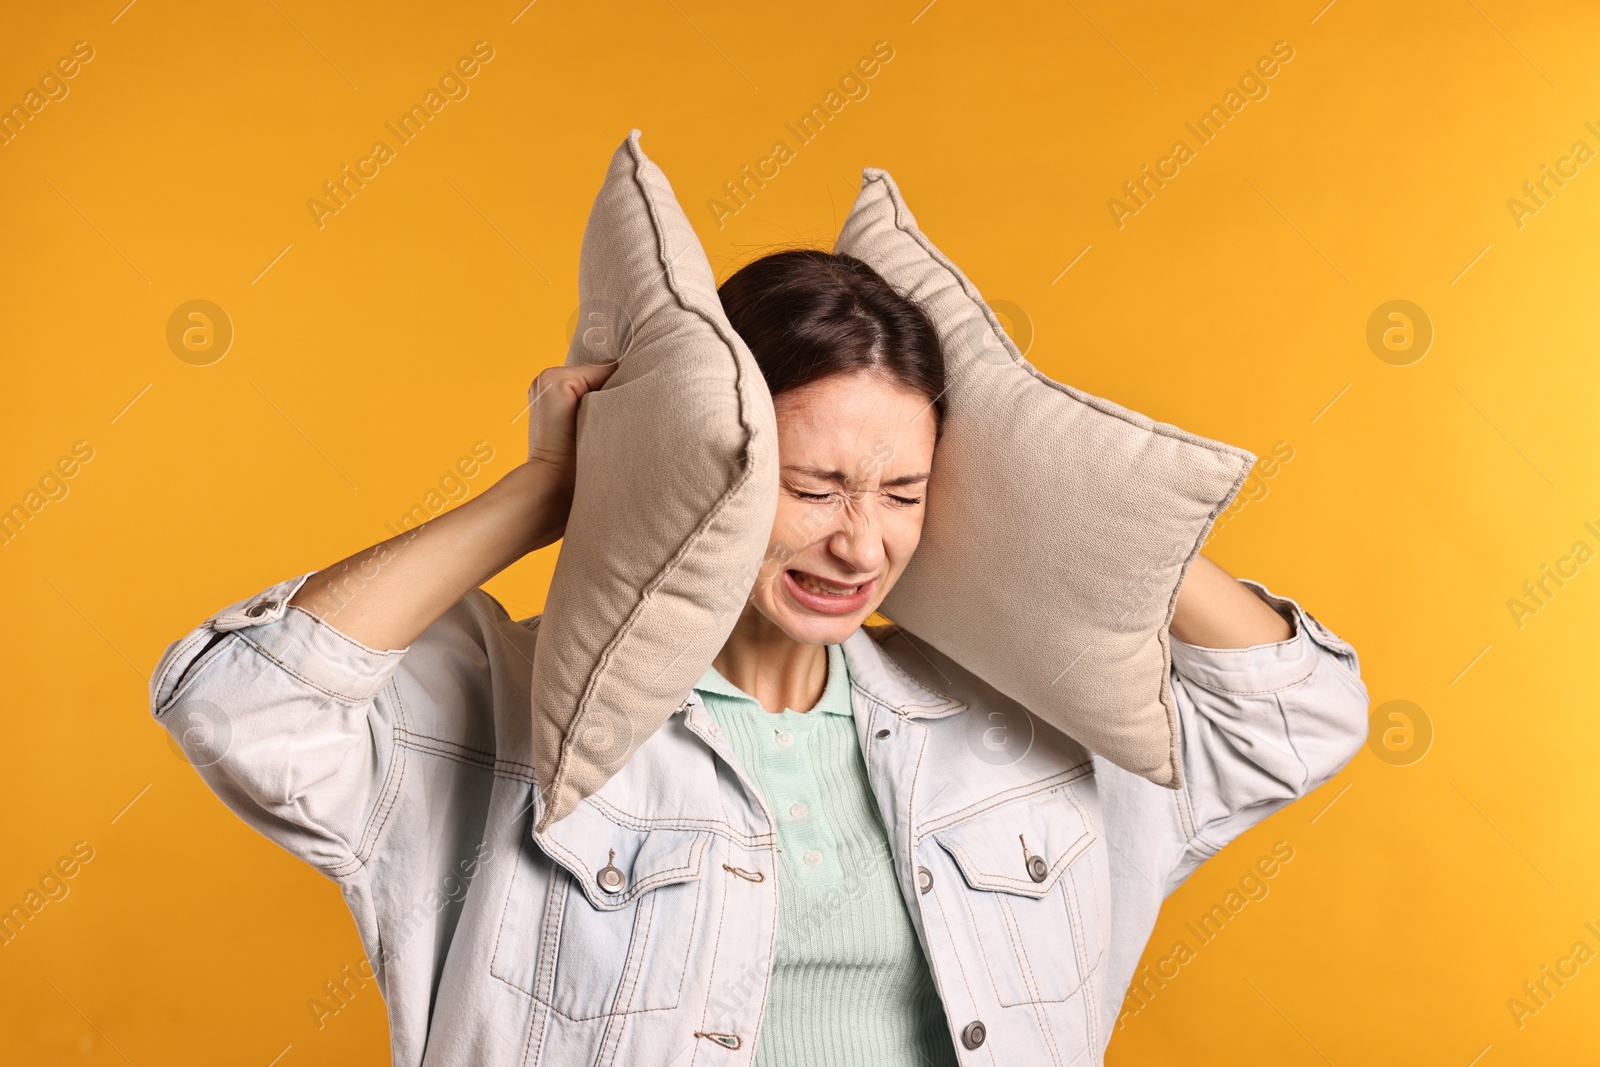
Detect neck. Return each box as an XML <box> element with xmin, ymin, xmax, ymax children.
<box><xmin>711</xmin><ymin>604</ymin><xmax>829</xmax><ymax>715</ymax></box>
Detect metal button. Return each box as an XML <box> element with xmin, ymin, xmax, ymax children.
<box><xmin>917</xmin><ymin>865</ymin><xmax>933</xmax><ymax>894</ymax></box>
<box><xmin>245</xmin><ymin>600</ymin><xmax>275</xmax><ymax>618</ymax></box>
<box><xmin>961</xmin><ymin>1020</ymin><xmax>986</xmax><ymax>1049</ymax></box>
<box><xmin>597</xmin><ymin>848</ymin><xmax>626</xmax><ymax>893</ymax></box>
<box><xmin>803</xmin><ymin>849</ymin><xmax>823</xmax><ymax>867</ymax></box>
<box><xmin>1027</xmin><ymin>854</ymin><xmax>1048</xmax><ymax>882</ymax></box>
<box><xmin>789</xmin><ymin>801</ymin><xmax>809</xmax><ymax>819</ymax></box>
<box><xmin>774</xmin><ymin>729</ymin><xmax>794</xmax><ymax>748</ymax></box>
<box><xmin>874</xmin><ymin>728</ymin><xmax>890</xmax><ymax>739</ymax></box>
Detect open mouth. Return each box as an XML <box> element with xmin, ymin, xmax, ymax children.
<box><xmin>781</xmin><ymin>569</ymin><xmax>875</xmax><ymax>616</ymax></box>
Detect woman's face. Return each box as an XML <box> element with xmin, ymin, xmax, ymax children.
<box><xmin>747</xmin><ymin>369</ymin><xmax>940</xmax><ymax>646</ymax></box>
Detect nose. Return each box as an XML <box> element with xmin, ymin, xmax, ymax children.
<box><xmin>826</xmin><ymin>495</ymin><xmax>886</xmax><ymax>576</ymax></box>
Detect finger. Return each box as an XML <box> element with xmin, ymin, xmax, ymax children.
<box><xmin>566</xmin><ymin>360</ymin><xmax>621</xmax><ymax>393</ymax></box>
<box><xmin>527</xmin><ymin>361</ymin><xmax>618</xmax><ymax>403</ymax></box>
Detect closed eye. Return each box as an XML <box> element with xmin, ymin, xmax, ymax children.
<box><xmin>790</xmin><ymin>487</ymin><xmax>921</xmax><ymax>506</ymax></box>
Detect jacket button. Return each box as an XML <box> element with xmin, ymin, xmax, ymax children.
<box><xmin>1027</xmin><ymin>854</ymin><xmax>1048</xmax><ymax>882</ymax></box>
<box><xmin>245</xmin><ymin>600</ymin><xmax>275</xmax><ymax>618</ymax></box>
<box><xmin>917</xmin><ymin>865</ymin><xmax>933</xmax><ymax>894</ymax></box>
<box><xmin>597</xmin><ymin>862</ymin><xmax>626</xmax><ymax>893</ymax></box>
<box><xmin>875</xmin><ymin>728</ymin><xmax>890</xmax><ymax>739</ymax></box>
<box><xmin>961</xmin><ymin>1020</ymin><xmax>986</xmax><ymax>1049</ymax></box>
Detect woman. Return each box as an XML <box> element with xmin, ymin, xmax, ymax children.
<box><xmin>151</xmin><ymin>250</ymin><xmax>1369</xmax><ymax>1066</ymax></box>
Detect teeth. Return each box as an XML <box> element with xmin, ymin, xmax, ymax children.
<box><xmin>794</xmin><ymin>571</ymin><xmax>860</xmax><ymax>596</ymax></box>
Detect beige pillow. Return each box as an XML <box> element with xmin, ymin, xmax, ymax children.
<box><xmin>835</xmin><ymin>168</ymin><xmax>1255</xmax><ymax>789</ymax></box>
<box><xmin>532</xmin><ymin>130</ymin><xmax>777</xmax><ymax>831</ymax></box>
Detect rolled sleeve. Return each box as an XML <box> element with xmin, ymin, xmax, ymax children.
<box><xmin>149</xmin><ymin>572</ymin><xmax>411</xmax><ymax>877</ymax></box>
<box><xmin>1164</xmin><ymin>578</ymin><xmax>1369</xmax><ymax>883</ymax></box>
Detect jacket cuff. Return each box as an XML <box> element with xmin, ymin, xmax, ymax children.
<box><xmin>1167</xmin><ymin>578</ymin><xmax>1358</xmax><ymax>694</ymax></box>
<box><xmin>207</xmin><ymin>571</ymin><xmax>408</xmax><ymax>703</ymax></box>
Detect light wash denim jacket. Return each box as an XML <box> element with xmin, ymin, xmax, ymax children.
<box><xmin>149</xmin><ymin>571</ymin><xmax>1369</xmax><ymax>1066</ymax></box>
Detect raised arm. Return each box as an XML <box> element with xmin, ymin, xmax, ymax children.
<box><xmin>1169</xmin><ymin>552</ymin><xmax>1293</xmax><ymax>649</ymax></box>
<box><xmin>1100</xmin><ymin>561</ymin><xmax>1369</xmax><ymax>902</ymax></box>
<box><xmin>148</xmin><ymin>363</ymin><xmax>613</xmax><ymax>872</ymax></box>
<box><xmin>290</xmin><ymin>362</ymin><xmax>616</xmax><ymax>651</ymax></box>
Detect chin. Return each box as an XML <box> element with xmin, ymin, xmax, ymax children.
<box><xmin>758</xmin><ymin>594</ymin><xmax>875</xmax><ymax>646</ymax></box>
<box><xmin>777</xmin><ymin>613</ymin><xmax>864</xmax><ymax>646</ymax></box>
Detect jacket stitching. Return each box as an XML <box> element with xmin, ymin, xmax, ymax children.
<box><xmin>1170</xmin><ymin>662</ymin><xmax>1318</xmax><ymax>697</ymax></box>
<box><xmin>567</xmin><ymin>850</ymin><xmax>709</xmax><ymax>1028</ymax></box>
<box><xmin>914</xmin><ymin>766</ymin><xmax>1094</xmax><ymax>843</ymax></box>
<box><xmin>498</xmin><ymin>851</ymin><xmax>698</xmax><ymax>1027</ymax></box>
<box><xmin>854</xmin><ymin>626</ymin><xmax>963</xmax><ymax>711</ymax></box>
<box><xmin>356</xmin><ymin>717</ymin><xmax>408</xmax><ymax>869</ymax></box>
<box><xmin>849</xmin><ymin>650</ymin><xmax>962</xmax><ymax>714</ymax></box>
<box><xmin>495</xmin><ymin>755</ymin><xmax>537</xmax><ymax>774</ymax></box>
<box><xmin>578</xmin><ymin>794</ymin><xmax>778</xmax><ymax>850</ymax></box>
<box><xmin>1062</xmin><ymin>863</ymin><xmax>1093</xmax><ymax>1049</ymax></box>
<box><xmin>950</xmin><ymin>865</ymin><xmax>1004</xmax><ymax>1006</ymax></box>
<box><xmin>594</xmin><ymin>891</ymin><xmax>651</xmax><ymax>1053</ymax></box>
<box><xmin>998</xmin><ymin>896</ymin><xmax>1048</xmax><ymax>1018</ymax></box>
<box><xmin>918</xmin><ymin>874</ymin><xmax>981</xmax><ymax>1034</ymax></box>
<box><xmin>537</xmin><ymin>833</ymin><xmax>711</xmax><ymax>913</ymax></box>
<box><xmin>488</xmin><ymin>832</ymin><xmax>525</xmax><ymax>996</ymax></box>
<box><xmin>508</xmin><ymin>788</ymin><xmax>777</xmax><ymax>852</ymax></box>
<box><xmin>237</xmin><ymin>632</ymin><xmax>383</xmax><ymax>704</ymax></box>
<box><xmin>938</xmin><ymin>828</ymin><xmax>1090</xmax><ymax>896</ymax></box>
<box><xmin>529</xmin><ymin>987</ymin><xmax>704</xmax><ymax>1022</ymax></box>
<box><xmin>1273</xmin><ymin>690</ymin><xmax>1312</xmax><ymax>796</ymax></box>
<box><xmin>396</xmin><ymin>730</ymin><xmax>496</xmax><ymax>769</ymax></box>
<box><xmin>354</xmin><ymin>680</ymin><xmax>410</xmax><ymax>866</ymax></box>
<box><xmin>150</xmin><ymin>626</ymin><xmax>210</xmax><ymax>709</ymax></box>
<box><xmin>904</xmin><ymin>715</ymin><xmax>929</xmax><ymax>924</ymax></box>
<box><xmin>1001</xmin><ymin>897</ymin><xmax>1068</xmax><ymax>1064</ymax></box>
<box><xmin>689</xmin><ymin>842</ymin><xmax>733</xmax><ymax>1067</ymax></box>
<box><xmin>522</xmin><ymin>861</ymin><xmax>564</xmax><ymax>1064</ymax></box>
<box><xmin>153</xmin><ymin>627</ymin><xmax>229</xmax><ymax>715</ymax></box>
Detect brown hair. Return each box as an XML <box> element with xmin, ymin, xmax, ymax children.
<box><xmin>717</xmin><ymin>249</ymin><xmax>945</xmax><ymax>435</ymax></box>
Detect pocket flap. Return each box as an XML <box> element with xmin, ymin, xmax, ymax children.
<box><xmin>932</xmin><ymin>785</ymin><xmax>1095</xmax><ymax>898</ymax></box>
<box><xmin>535</xmin><ymin>801</ymin><xmax>711</xmax><ymax>911</ymax></box>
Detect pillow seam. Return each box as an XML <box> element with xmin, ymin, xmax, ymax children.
<box><xmin>545</xmin><ymin>133</ymin><xmax>769</xmax><ymax>824</ymax></box>
<box><xmin>859</xmin><ymin>168</ymin><xmax>1257</xmax><ymax>791</ymax></box>
<box><xmin>860</xmin><ymin>169</ymin><xmax>1255</xmax><ymax>465</ymax></box>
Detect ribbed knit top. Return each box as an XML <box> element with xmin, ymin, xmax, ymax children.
<box><xmin>694</xmin><ymin>643</ymin><xmax>958</xmax><ymax>1067</ymax></box>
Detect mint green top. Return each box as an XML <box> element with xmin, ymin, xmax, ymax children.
<box><xmin>694</xmin><ymin>643</ymin><xmax>957</xmax><ymax>1067</ymax></box>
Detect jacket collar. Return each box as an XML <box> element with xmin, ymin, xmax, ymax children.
<box><xmin>534</xmin><ymin>625</ymin><xmax>971</xmax><ymax>838</ymax></box>
<box><xmin>672</xmin><ymin>624</ymin><xmax>968</xmax><ymax>729</ymax></box>
<box><xmin>840</xmin><ymin>625</ymin><xmax>969</xmax><ymax>719</ymax></box>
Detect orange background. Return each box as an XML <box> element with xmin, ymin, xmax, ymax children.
<box><xmin>3</xmin><ymin>0</ymin><xmax>1598</xmax><ymax>1063</ymax></box>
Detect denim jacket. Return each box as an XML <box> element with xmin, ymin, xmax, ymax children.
<box><xmin>149</xmin><ymin>571</ymin><xmax>1368</xmax><ymax>1066</ymax></box>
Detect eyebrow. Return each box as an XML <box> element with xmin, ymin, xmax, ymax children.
<box><xmin>782</xmin><ymin>465</ymin><xmax>931</xmax><ymax>488</ymax></box>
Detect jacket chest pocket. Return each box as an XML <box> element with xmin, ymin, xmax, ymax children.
<box><xmin>927</xmin><ymin>784</ymin><xmax>1104</xmax><ymax>1008</ymax></box>
<box><xmin>492</xmin><ymin>813</ymin><xmax>712</xmax><ymax>1020</ymax></box>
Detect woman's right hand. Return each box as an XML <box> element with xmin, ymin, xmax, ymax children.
<box><xmin>288</xmin><ymin>362</ymin><xmax>618</xmax><ymax>652</ymax></box>
<box><xmin>526</xmin><ymin>362</ymin><xmax>621</xmax><ymax>489</ymax></box>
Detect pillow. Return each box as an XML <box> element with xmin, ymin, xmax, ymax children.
<box><xmin>531</xmin><ymin>129</ymin><xmax>778</xmax><ymax>831</ymax></box>
<box><xmin>834</xmin><ymin>168</ymin><xmax>1255</xmax><ymax>789</ymax></box>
